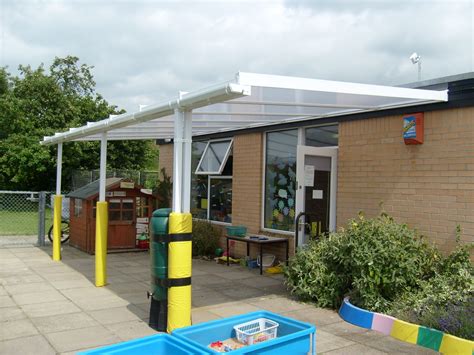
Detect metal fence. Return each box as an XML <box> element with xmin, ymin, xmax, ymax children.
<box><xmin>0</xmin><ymin>191</ymin><xmax>69</xmax><ymax>246</ymax></box>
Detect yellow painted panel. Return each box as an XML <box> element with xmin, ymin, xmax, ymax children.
<box><xmin>390</xmin><ymin>319</ymin><xmax>419</xmax><ymax>344</ymax></box>
<box><xmin>167</xmin><ymin>285</ymin><xmax>191</xmax><ymax>333</ymax></box>
<box><xmin>52</xmin><ymin>195</ymin><xmax>62</xmax><ymax>261</ymax></box>
<box><xmin>169</xmin><ymin>213</ymin><xmax>192</xmax><ymax>234</ymax></box>
<box><xmin>95</xmin><ymin>202</ymin><xmax>108</xmax><ymax>287</ymax></box>
<box><xmin>439</xmin><ymin>334</ymin><xmax>474</xmax><ymax>355</ymax></box>
<box><xmin>168</xmin><ymin>241</ymin><xmax>192</xmax><ymax>278</ymax></box>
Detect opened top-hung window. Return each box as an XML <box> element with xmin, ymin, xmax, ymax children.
<box><xmin>191</xmin><ymin>139</ymin><xmax>233</xmax><ymax>223</ymax></box>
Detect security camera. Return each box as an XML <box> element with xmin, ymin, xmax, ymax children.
<box><xmin>410</xmin><ymin>52</ymin><xmax>420</xmax><ymax>64</ymax></box>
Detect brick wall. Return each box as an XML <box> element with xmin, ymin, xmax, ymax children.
<box><xmin>337</xmin><ymin>107</ymin><xmax>474</xmax><ymax>254</ymax></box>
<box><xmin>158</xmin><ymin>143</ymin><xmax>174</xmax><ymax>179</ymax></box>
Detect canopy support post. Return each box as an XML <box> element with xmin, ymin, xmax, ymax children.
<box><xmin>167</xmin><ymin>107</ymin><xmax>193</xmax><ymax>333</ymax></box>
<box><xmin>95</xmin><ymin>132</ymin><xmax>108</xmax><ymax>287</ymax></box>
<box><xmin>52</xmin><ymin>142</ymin><xmax>63</xmax><ymax>261</ymax></box>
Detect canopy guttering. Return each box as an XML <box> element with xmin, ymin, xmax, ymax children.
<box><xmin>40</xmin><ymin>72</ymin><xmax>448</xmax><ymax>145</ymax></box>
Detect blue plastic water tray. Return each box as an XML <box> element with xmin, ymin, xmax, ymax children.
<box><xmin>173</xmin><ymin>310</ymin><xmax>316</xmax><ymax>354</ymax></box>
<box><xmin>77</xmin><ymin>333</ymin><xmax>209</xmax><ymax>355</ymax></box>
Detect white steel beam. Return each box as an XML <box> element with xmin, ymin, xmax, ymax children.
<box><xmin>56</xmin><ymin>143</ymin><xmax>63</xmax><ymax>195</ymax></box>
<box><xmin>99</xmin><ymin>133</ymin><xmax>107</xmax><ymax>202</ymax></box>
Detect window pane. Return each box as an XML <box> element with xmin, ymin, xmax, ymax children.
<box><xmin>196</xmin><ymin>140</ymin><xmax>232</xmax><ymax>173</ymax></box>
<box><xmin>305</xmin><ymin>125</ymin><xmax>338</xmax><ymax>147</ymax></box>
<box><xmin>74</xmin><ymin>199</ymin><xmax>82</xmax><ymax>217</ymax></box>
<box><xmin>122</xmin><ymin>199</ymin><xmax>134</xmax><ymax>210</ymax></box>
<box><xmin>264</xmin><ymin>129</ymin><xmax>298</xmax><ymax>232</ymax></box>
<box><xmin>209</xmin><ymin>179</ymin><xmax>232</xmax><ymax>223</ymax></box>
<box><xmin>110</xmin><ymin>211</ymin><xmax>121</xmax><ymax>221</ymax></box>
<box><xmin>191</xmin><ymin>141</ymin><xmax>209</xmax><ymax>219</ymax></box>
<box><xmin>122</xmin><ymin>210</ymin><xmax>133</xmax><ymax>221</ymax></box>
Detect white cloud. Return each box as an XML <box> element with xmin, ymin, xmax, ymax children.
<box><xmin>1</xmin><ymin>0</ymin><xmax>473</xmax><ymax>112</ymax></box>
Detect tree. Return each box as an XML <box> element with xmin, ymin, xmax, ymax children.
<box><xmin>0</xmin><ymin>56</ymin><xmax>157</xmax><ymax>191</ymax></box>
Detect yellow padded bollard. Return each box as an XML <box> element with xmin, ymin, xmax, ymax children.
<box><xmin>52</xmin><ymin>195</ymin><xmax>62</xmax><ymax>261</ymax></box>
<box><xmin>95</xmin><ymin>201</ymin><xmax>108</xmax><ymax>287</ymax></box>
<box><xmin>439</xmin><ymin>334</ymin><xmax>474</xmax><ymax>354</ymax></box>
<box><xmin>167</xmin><ymin>212</ymin><xmax>192</xmax><ymax>333</ymax></box>
<box><xmin>391</xmin><ymin>319</ymin><xmax>419</xmax><ymax>345</ymax></box>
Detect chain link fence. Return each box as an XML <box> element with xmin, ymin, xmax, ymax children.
<box><xmin>0</xmin><ymin>191</ymin><xmax>69</xmax><ymax>247</ymax></box>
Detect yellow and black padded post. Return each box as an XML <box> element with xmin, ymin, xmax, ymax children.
<box><xmin>167</xmin><ymin>212</ymin><xmax>192</xmax><ymax>333</ymax></box>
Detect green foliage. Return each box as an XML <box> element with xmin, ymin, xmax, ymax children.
<box><xmin>0</xmin><ymin>56</ymin><xmax>156</xmax><ymax>191</ymax></box>
<box><xmin>284</xmin><ymin>213</ymin><xmax>474</xmax><ymax>339</ymax></box>
<box><xmin>284</xmin><ymin>213</ymin><xmax>441</xmax><ymax>311</ymax></box>
<box><xmin>153</xmin><ymin>168</ymin><xmax>172</xmax><ymax>208</ymax></box>
<box><xmin>192</xmin><ymin>220</ymin><xmax>221</xmax><ymax>257</ymax></box>
<box><xmin>389</xmin><ymin>238</ymin><xmax>474</xmax><ymax>340</ymax></box>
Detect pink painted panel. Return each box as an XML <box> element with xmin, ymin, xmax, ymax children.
<box><xmin>372</xmin><ymin>313</ymin><xmax>396</xmax><ymax>335</ymax></box>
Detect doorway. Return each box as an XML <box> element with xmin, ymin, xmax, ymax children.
<box><xmin>295</xmin><ymin>145</ymin><xmax>338</xmax><ymax>247</ymax></box>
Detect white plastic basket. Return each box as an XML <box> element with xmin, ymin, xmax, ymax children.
<box><xmin>233</xmin><ymin>318</ymin><xmax>279</xmax><ymax>345</ymax></box>
<box><xmin>257</xmin><ymin>254</ymin><xmax>275</xmax><ymax>268</ymax></box>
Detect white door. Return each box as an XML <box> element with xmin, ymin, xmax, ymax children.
<box><xmin>295</xmin><ymin>145</ymin><xmax>338</xmax><ymax>247</ymax></box>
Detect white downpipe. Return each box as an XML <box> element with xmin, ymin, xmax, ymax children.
<box><xmin>56</xmin><ymin>143</ymin><xmax>63</xmax><ymax>195</ymax></box>
<box><xmin>182</xmin><ymin>110</ymin><xmax>193</xmax><ymax>213</ymax></box>
<box><xmin>99</xmin><ymin>133</ymin><xmax>107</xmax><ymax>202</ymax></box>
<box><xmin>172</xmin><ymin>109</ymin><xmax>184</xmax><ymax>213</ymax></box>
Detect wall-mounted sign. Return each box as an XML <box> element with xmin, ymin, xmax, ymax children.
<box><xmin>403</xmin><ymin>113</ymin><xmax>424</xmax><ymax>145</ymax></box>
<box><xmin>120</xmin><ymin>182</ymin><xmax>135</xmax><ymax>189</ymax></box>
<box><xmin>304</xmin><ymin>165</ymin><xmax>315</xmax><ymax>187</ymax></box>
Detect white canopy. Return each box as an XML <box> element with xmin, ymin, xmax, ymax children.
<box><xmin>41</xmin><ymin>72</ymin><xmax>448</xmax><ymax>145</ymax></box>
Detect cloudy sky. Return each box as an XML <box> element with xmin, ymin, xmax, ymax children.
<box><xmin>1</xmin><ymin>0</ymin><xmax>473</xmax><ymax>112</ymax></box>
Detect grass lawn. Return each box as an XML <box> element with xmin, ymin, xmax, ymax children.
<box><xmin>0</xmin><ymin>209</ymin><xmax>52</xmax><ymax>235</ymax></box>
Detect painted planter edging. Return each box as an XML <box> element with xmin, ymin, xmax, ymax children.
<box><xmin>338</xmin><ymin>297</ymin><xmax>474</xmax><ymax>354</ymax></box>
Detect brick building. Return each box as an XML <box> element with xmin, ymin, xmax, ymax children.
<box><xmin>159</xmin><ymin>73</ymin><xmax>474</xmax><ymax>260</ymax></box>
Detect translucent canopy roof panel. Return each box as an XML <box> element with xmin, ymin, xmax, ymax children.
<box><xmin>41</xmin><ymin>72</ymin><xmax>447</xmax><ymax>145</ymax></box>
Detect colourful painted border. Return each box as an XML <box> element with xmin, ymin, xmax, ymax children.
<box><xmin>339</xmin><ymin>297</ymin><xmax>474</xmax><ymax>354</ymax></box>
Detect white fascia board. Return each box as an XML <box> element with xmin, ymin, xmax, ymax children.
<box><xmin>237</xmin><ymin>72</ymin><xmax>448</xmax><ymax>102</ymax></box>
<box><xmin>40</xmin><ymin>81</ymin><xmax>250</xmax><ymax>146</ymax></box>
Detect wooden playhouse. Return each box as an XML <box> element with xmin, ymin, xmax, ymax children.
<box><xmin>68</xmin><ymin>178</ymin><xmax>156</xmax><ymax>254</ymax></box>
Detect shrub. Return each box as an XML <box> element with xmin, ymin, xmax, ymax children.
<box><xmin>389</xmin><ymin>237</ymin><xmax>474</xmax><ymax>340</ymax></box>
<box><xmin>192</xmin><ymin>220</ymin><xmax>221</xmax><ymax>257</ymax></box>
<box><xmin>284</xmin><ymin>212</ymin><xmax>440</xmax><ymax>312</ymax></box>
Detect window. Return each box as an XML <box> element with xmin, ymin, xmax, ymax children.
<box><xmin>108</xmin><ymin>198</ymin><xmax>134</xmax><ymax>222</ymax></box>
<box><xmin>264</xmin><ymin>129</ymin><xmax>298</xmax><ymax>232</ymax></box>
<box><xmin>136</xmin><ymin>197</ymin><xmax>151</xmax><ymax>218</ymax></box>
<box><xmin>195</xmin><ymin>139</ymin><xmax>233</xmax><ymax>174</ymax></box>
<box><xmin>191</xmin><ymin>140</ymin><xmax>232</xmax><ymax>223</ymax></box>
<box><xmin>74</xmin><ymin>198</ymin><xmax>83</xmax><ymax>217</ymax></box>
<box><xmin>305</xmin><ymin>125</ymin><xmax>338</xmax><ymax>147</ymax></box>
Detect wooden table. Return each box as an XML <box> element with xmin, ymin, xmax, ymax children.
<box><xmin>226</xmin><ymin>235</ymin><xmax>289</xmax><ymax>275</ymax></box>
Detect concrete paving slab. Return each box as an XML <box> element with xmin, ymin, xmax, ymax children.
<box><xmin>73</xmin><ymin>296</ymin><xmax>130</xmax><ymax>311</ymax></box>
<box><xmin>21</xmin><ymin>300</ymin><xmax>82</xmax><ymax>318</ymax></box>
<box><xmin>88</xmin><ymin>306</ymin><xmax>143</xmax><ymax>325</ymax></box>
<box><xmin>248</xmin><ymin>296</ymin><xmax>311</xmax><ymax>313</ymax></box>
<box><xmin>45</xmin><ymin>325</ymin><xmax>120</xmax><ymax>353</ymax></box>
<box><xmin>192</xmin><ymin>289</ymin><xmax>236</xmax><ymax>308</ymax></box>
<box><xmin>50</xmin><ymin>278</ymin><xmax>94</xmax><ymax>290</ymax></box>
<box><xmin>0</xmin><ymin>295</ymin><xmax>16</xmax><ymax>308</ymax></box>
<box><xmin>0</xmin><ymin>318</ymin><xmax>38</xmax><ymax>341</ymax></box>
<box><xmin>282</xmin><ymin>307</ymin><xmax>342</xmax><ymax>327</ymax></box>
<box><xmin>0</xmin><ymin>334</ymin><xmax>56</xmax><ymax>355</ymax></box>
<box><xmin>366</xmin><ymin>335</ymin><xmax>438</xmax><ymax>354</ymax></box>
<box><xmin>206</xmin><ymin>302</ymin><xmax>261</xmax><ymax>318</ymax></box>
<box><xmin>4</xmin><ymin>282</ymin><xmax>55</xmax><ymax>295</ymax></box>
<box><xmin>31</xmin><ymin>312</ymin><xmax>99</xmax><ymax>334</ymax></box>
<box><xmin>192</xmin><ymin>308</ymin><xmax>221</xmax><ymax>324</ymax></box>
<box><xmin>0</xmin><ymin>274</ymin><xmax>45</xmax><ymax>285</ymax></box>
<box><xmin>0</xmin><ymin>307</ymin><xmax>27</xmax><ymax>322</ymax></box>
<box><xmin>320</xmin><ymin>320</ymin><xmax>388</xmax><ymax>344</ymax></box>
<box><xmin>105</xmin><ymin>320</ymin><xmax>157</xmax><ymax>341</ymax></box>
<box><xmin>12</xmin><ymin>289</ymin><xmax>67</xmax><ymax>306</ymax></box>
<box><xmin>322</xmin><ymin>343</ymin><xmax>388</xmax><ymax>354</ymax></box>
<box><xmin>315</xmin><ymin>329</ymin><xmax>357</xmax><ymax>353</ymax></box>
<box><xmin>0</xmin><ymin>287</ymin><xmax>7</xmax><ymax>296</ymax></box>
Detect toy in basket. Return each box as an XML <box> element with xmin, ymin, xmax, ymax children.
<box><xmin>234</xmin><ymin>318</ymin><xmax>279</xmax><ymax>345</ymax></box>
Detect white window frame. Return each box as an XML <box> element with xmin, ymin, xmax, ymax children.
<box><xmin>195</xmin><ymin>138</ymin><xmax>234</xmax><ymax>175</ymax></box>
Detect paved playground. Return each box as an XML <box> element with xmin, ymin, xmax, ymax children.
<box><xmin>0</xmin><ymin>244</ymin><xmax>435</xmax><ymax>354</ymax></box>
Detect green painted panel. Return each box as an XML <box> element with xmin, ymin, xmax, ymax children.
<box><xmin>417</xmin><ymin>326</ymin><xmax>443</xmax><ymax>351</ymax></box>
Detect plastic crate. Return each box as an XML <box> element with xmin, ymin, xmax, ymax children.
<box><xmin>77</xmin><ymin>333</ymin><xmax>209</xmax><ymax>354</ymax></box>
<box><xmin>172</xmin><ymin>310</ymin><xmax>316</xmax><ymax>354</ymax></box>
<box><xmin>226</xmin><ymin>226</ymin><xmax>247</xmax><ymax>237</ymax></box>
<box><xmin>257</xmin><ymin>254</ymin><xmax>275</xmax><ymax>268</ymax></box>
<box><xmin>234</xmin><ymin>318</ymin><xmax>279</xmax><ymax>345</ymax></box>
